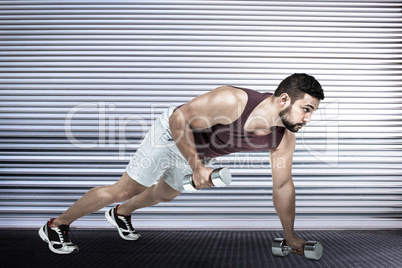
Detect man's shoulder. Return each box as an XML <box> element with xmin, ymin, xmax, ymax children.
<box><xmin>211</xmin><ymin>85</ymin><xmax>248</xmax><ymax>104</ymax></box>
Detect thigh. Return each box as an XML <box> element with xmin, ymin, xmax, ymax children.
<box><xmin>153</xmin><ymin>176</ymin><xmax>181</xmax><ymax>201</ymax></box>
<box><xmin>125</xmin><ymin>111</ymin><xmax>173</xmax><ymax>187</ymax></box>
<box><xmin>113</xmin><ymin>171</ymin><xmax>148</xmax><ymax>197</ymax></box>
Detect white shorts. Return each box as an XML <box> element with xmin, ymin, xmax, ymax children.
<box><xmin>125</xmin><ymin>107</ymin><xmax>214</xmax><ymax>192</ymax></box>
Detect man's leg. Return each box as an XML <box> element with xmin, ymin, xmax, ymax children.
<box><xmin>52</xmin><ymin>171</ymin><xmax>148</xmax><ymax>227</ymax></box>
<box><xmin>116</xmin><ymin>176</ymin><xmax>181</xmax><ymax>216</ymax></box>
<box><xmin>104</xmin><ymin>176</ymin><xmax>180</xmax><ymax>241</ymax></box>
<box><xmin>39</xmin><ymin>171</ymin><xmax>147</xmax><ymax>254</ymax></box>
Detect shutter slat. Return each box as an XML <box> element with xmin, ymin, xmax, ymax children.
<box><xmin>1</xmin><ymin>0</ymin><xmax>401</xmax><ymax>230</ymax></box>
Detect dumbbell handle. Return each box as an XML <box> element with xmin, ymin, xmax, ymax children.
<box><xmin>282</xmin><ymin>245</ymin><xmax>303</xmax><ymax>251</ymax></box>
<box><xmin>282</xmin><ymin>241</ymin><xmax>321</xmax><ymax>251</ymax></box>
<box><xmin>280</xmin><ymin>242</ymin><xmax>310</xmax><ymax>251</ymax></box>
<box><xmin>183</xmin><ymin>167</ymin><xmax>231</xmax><ymax>192</ymax></box>
<box><xmin>282</xmin><ymin>245</ymin><xmax>294</xmax><ymax>251</ymax></box>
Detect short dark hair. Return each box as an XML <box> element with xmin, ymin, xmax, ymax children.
<box><xmin>274</xmin><ymin>73</ymin><xmax>324</xmax><ymax>103</ymax></box>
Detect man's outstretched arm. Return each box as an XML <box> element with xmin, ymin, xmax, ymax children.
<box><xmin>270</xmin><ymin>130</ymin><xmax>306</xmax><ymax>255</ymax></box>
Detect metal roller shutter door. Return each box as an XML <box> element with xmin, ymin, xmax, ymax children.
<box><xmin>0</xmin><ymin>0</ymin><xmax>401</xmax><ymax>229</ymax></box>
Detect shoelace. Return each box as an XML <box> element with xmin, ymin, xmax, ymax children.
<box><xmin>56</xmin><ymin>225</ymin><xmax>71</xmax><ymax>242</ymax></box>
<box><xmin>120</xmin><ymin>215</ymin><xmax>135</xmax><ymax>232</ymax></box>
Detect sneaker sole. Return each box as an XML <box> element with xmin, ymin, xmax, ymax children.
<box><xmin>38</xmin><ymin>227</ymin><xmax>79</xmax><ymax>255</ymax></box>
<box><xmin>105</xmin><ymin>210</ymin><xmax>141</xmax><ymax>241</ymax></box>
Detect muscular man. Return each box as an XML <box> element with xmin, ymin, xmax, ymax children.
<box><xmin>39</xmin><ymin>73</ymin><xmax>324</xmax><ymax>256</ymax></box>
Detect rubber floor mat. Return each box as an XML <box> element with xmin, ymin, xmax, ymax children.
<box><xmin>1</xmin><ymin>229</ymin><xmax>401</xmax><ymax>268</ymax></box>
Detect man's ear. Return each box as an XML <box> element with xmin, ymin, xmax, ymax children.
<box><xmin>279</xmin><ymin>93</ymin><xmax>291</xmax><ymax>108</ymax></box>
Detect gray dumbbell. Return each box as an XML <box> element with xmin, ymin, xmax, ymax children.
<box><xmin>272</xmin><ymin>238</ymin><xmax>323</xmax><ymax>260</ymax></box>
<box><xmin>183</xmin><ymin>167</ymin><xmax>232</xmax><ymax>192</ymax></box>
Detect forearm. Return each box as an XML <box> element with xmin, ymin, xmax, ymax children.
<box><xmin>273</xmin><ymin>180</ymin><xmax>296</xmax><ymax>241</ymax></box>
<box><xmin>169</xmin><ymin>113</ymin><xmax>202</xmax><ymax>171</ymax></box>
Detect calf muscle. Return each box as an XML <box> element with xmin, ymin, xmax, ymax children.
<box><xmin>53</xmin><ymin>172</ymin><xmax>147</xmax><ymax>226</ymax></box>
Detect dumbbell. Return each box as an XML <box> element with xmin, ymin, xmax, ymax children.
<box><xmin>271</xmin><ymin>238</ymin><xmax>323</xmax><ymax>260</ymax></box>
<box><xmin>183</xmin><ymin>167</ymin><xmax>232</xmax><ymax>192</ymax></box>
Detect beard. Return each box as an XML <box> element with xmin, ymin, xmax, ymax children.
<box><xmin>279</xmin><ymin>105</ymin><xmax>305</xmax><ymax>133</ymax></box>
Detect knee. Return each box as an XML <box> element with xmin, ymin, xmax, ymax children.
<box><xmin>151</xmin><ymin>181</ymin><xmax>180</xmax><ymax>204</ymax></box>
<box><xmin>106</xmin><ymin>184</ymin><xmax>137</xmax><ymax>202</ymax></box>
<box><xmin>157</xmin><ymin>195</ymin><xmax>176</xmax><ymax>203</ymax></box>
<box><xmin>116</xmin><ymin>190</ymin><xmax>135</xmax><ymax>202</ymax></box>
<box><xmin>151</xmin><ymin>188</ymin><xmax>176</xmax><ymax>203</ymax></box>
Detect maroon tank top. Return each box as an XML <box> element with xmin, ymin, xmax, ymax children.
<box><xmin>175</xmin><ymin>86</ymin><xmax>286</xmax><ymax>159</ymax></box>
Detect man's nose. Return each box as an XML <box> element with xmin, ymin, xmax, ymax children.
<box><xmin>303</xmin><ymin>114</ymin><xmax>312</xmax><ymax>123</ymax></box>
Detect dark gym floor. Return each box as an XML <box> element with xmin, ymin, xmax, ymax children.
<box><xmin>1</xmin><ymin>229</ymin><xmax>401</xmax><ymax>268</ymax></box>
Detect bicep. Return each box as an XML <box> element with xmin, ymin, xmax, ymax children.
<box><xmin>270</xmin><ymin>130</ymin><xmax>295</xmax><ymax>189</ymax></box>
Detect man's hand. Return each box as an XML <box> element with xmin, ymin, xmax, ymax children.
<box><xmin>191</xmin><ymin>165</ymin><xmax>214</xmax><ymax>190</ymax></box>
<box><xmin>286</xmin><ymin>236</ymin><xmax>306</xmax><ymax>256</ymax></box>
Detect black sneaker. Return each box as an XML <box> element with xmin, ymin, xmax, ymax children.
<box><xmin>105</xmin><ymin>205</ymin><xmax>141</xmax><ymax>240</ymax></box>
<box><xmin>38</xmin><ymin>218</ymin><xmax>79</xmax><ymax>254</ymax></box>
